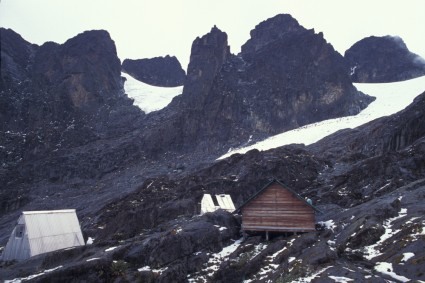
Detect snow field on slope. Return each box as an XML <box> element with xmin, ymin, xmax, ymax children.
<box><xmin>122</xmin><ymin>72</ymin><xmax>183</xmax><ymax>113</ymax></box>
<box><xmin>219</xmin><ymin>75</ymin><xmax>425</xmax><ymax>160</ymax></box>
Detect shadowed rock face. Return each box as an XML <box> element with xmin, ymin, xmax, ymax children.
<box><xmin>345</xmin><ymin>35</ymin><xmax>425</xmax><ymax>82</ymax></box>
<box><xmin>0</xmin><ymin>28</ymin><xmax>144</xmax><ymax>214</ymax></box>
<box><xmin>0</xmin><ymin>28</ymin><xmax>139</xmax><ymax>136</ymax></box>
<box><xmin>142</xmin><ymin>14</ymin><xmax>373</xmax><ymax>155</ymax></box>
<box><xmin>32</xmin><ymin>30</ymin><xmax>124</xmax><ymax>108</ymax></box>
<box><xmin>0</xmin><ymin>29</ymin><xmax>38</xmax><ymax>84</ymax></box>
<box><xmin>122</xmin><ymin>55</ymin><xmax>186</xmax><ymax>87</ymax></box>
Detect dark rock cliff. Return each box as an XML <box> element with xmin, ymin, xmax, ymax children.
<box><xmin>122</xmin><ymin>55</ymin><xmax>186</xmax><ymax>87</ymax></box>
<box><xmin>141</xmin><ymin>15</ymin><xmax>373</xmax><ymax>155</ymax></box>
<box><xmin>1</xmin><ymin>28</ymin><xmax>142</xmax><ymax>153</ymax></box>
<box><xmin>345</xmin><ymin>35</ymin><xmax>425</xmax><ymax>82</ymax></box>
<box><xmin>310</xmin><ymin>91</ymin><xmax>425</xmax><ymax>160</ymax></box>
<box><xmin>0</xmin><ymin>28</ymin><xmax>144</xmax><ymax>214</ymax></box>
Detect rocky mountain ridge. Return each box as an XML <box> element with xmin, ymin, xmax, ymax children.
<box><xmin>122</xmin><ymin>55</ymin><xmax>186</xmax><ymax>87</ymax></box>
<box><xmin>345</xmin><ymin>35</ymin><xmax>425</xmax><ymax>82</ymax></box>
<box><xmin>0</xmin><ymin>28</ymin><xmax>144</xmax><ymax>215</ymax></box>
<box><xmin>140</xmin><ymin>14</ymin><xmax>373</xmax><ymax>156</ymax></box>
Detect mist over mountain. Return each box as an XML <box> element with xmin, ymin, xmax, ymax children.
<box><xmin>1</xmin><ymin>13</ymin><xmax>425</xmax><ymax>282</ymax></box>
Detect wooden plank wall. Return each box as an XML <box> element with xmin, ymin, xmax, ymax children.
<box><xmin>242</xmin><ymin>183</ymin><xmax>315</xmax><ymax>232</ymax></box>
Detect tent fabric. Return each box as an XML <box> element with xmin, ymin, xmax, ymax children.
<box><xmin>1</xmin><ymin>209</ymin><xmax>85</xmax><ymax>261</ymax></box>
<box><xmin>200</xmin><ymin>194</ymin><xmax>235</xmax><ymax>214</ymax></box>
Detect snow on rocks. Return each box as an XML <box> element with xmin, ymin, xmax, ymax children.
<box><xmin>4</xmin><ymin>266</ymin><xmax>63</xmax><ymax>283</ymax></box>
<box><xmin>122</xmin><ymin>72</ymin><xmax>183</xmax><ymax>113</ymax></box>
<box><xmin>363</xmin><ymin>208</ymin><xmax>407</xmax><ymax>260</ymax></box>
<box><xmin>86</xmin><ymin>237</ymin><xmax>94</xmax><ymax>245</ymax></box>
<box><xmin>401</xmin><ymin>252</ymin><xmax>415</xmax><ymax>263</ymax></box>
<box><xmin>374</xmin><ymin>262</ymin><xmax>410</xmax><ymax>282</ymax></box>
<box><xmin>219</xmin><ymin>75</ymin><xmax>425</xmax><ymax>159</ymax></box>
<box><xmin>187</xmin><ymin>238</ymin><xmax>243</xmax><ymax>282</ymax></box>
<box><xmin>105</xmin><ymin>246</ymin><xmax>119</xmax><ymax>252</ymax></box>
<box><xmin>214</xmin><ymin>225</ymin><xmax>228</xmax><ymax>231</ymax></box>
<box><xmin>319</xmin><ymin>219</ymin><xmax>336</xmax><ymax>232</ymax></box>
<box><xmin>290</xmin><ymin>265</ymin><xmax>333</xmax><ymax>283</ymax></box>
<box><xmin>137</xmin><ymin>265</ymin><xmax>168</xmax><ymax>274</ymax></box>
<box><xmin>328</xmin><ymin>275</ymin><xmax>354</xmax><ymax>282</ymax></box>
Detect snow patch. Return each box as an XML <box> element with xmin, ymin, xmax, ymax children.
<box><xmin>187</xmin><ymin>239</ymin><xmax>243</xmax><ymax>282</ymax></box>
<box><xmin>329</xmin><ymin>275</ymin><xmax>354</xmax><ymax>282</ymax></box>
<box><xmin>363</xmin><ymin>208</ymin><xmax>407</xmax><ymax>259</ymax></box>
<box><xmin>86</xmin><ymin>237</ymin><xmax>94</xmax><ymax>245</ymax></box>
<box><xmin>105</xmin><ymin>246</ymin><xmax>119</xmax><ymax>252</ymax></box>
<box><xmin>214</xmin><ymin>225</ymin><xmax>228</xmax><ymax>231</ymax></box>
<box><xmin>137</xmin><ymin>266</ymin><xmax>168</xmax><ymax>273</ymax></box>
<box><xmin>86</xmin><ymin>257</ymin><xmax>100</xmax><ymax>262</ymax></box>
<box><xmin>122</xmin><ymin>72</ymin><xmax>183</xmax><ymax>113</ymax></box>
<box><xmin>319</xmin><ymin>220</ymin><xmax>336</xmax><ymax>232</ymax></box>
<box><xmin>138</xmin><ymin>266</ymin><xmax>151</xmax><ymax>272</ymax></box>
<box><xmin>5</xmin><ymin>266</ymin><xmax>63</xmax><ymax>283</ymax></box>
<box><xmin>268</xmin><ymin>246</ymin><xmax>287</xmax><ymax>260</ymax></box>
<box><xmin>219</xmin><ymin>76</ymin><xmax>425</xmax><ymax>159</ymax></box>
<box><xmin>374</xmin><ymin>262</ymin><xmax>410</xmax><ymax>282</ymax></box>
<box><xmin>290</xmin><ymin>266</ymin><xmax>333</xmax><ymax>282</ymax></box>
<box><xmin>401</xmin><ymin>252</ymin><xmax>415</xmax><ymax>262</ymax></box>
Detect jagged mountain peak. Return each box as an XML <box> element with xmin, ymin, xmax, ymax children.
<box><xmin>241</xmin><ymin>13</ymin><xmax>307</xmax><ymax>57</ymax></box>
<box><xmin>189</xmin><ymin>25</ymin><xmax>229</xmax><ymax>61</ymax></box>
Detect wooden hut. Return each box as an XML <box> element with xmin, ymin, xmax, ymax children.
<box><xmin>234</xmin><ymin>180</ymin><xmax>320</xmax><ymax>238</ymax></box>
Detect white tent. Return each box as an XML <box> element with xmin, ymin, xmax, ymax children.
<box><xmin>200</xmin><ymin>194</ymin><xmax>235</xmax><ymax>214</ymax></box>
<box><xmin>201</xmin><ymin>194</ymin><xmax>217</xmax><ymax>214</ymax></box>
<box><xmin>215</xmin><ymin>194</ymin><xmax>235</xmax><ymax>212</ymax></box>
<box><xmin>1</xmin><ymin>209</ymin><xmax>85</xmax><ymax>261</ymax></box>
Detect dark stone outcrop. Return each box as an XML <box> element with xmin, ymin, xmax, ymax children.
<box><xmin>310</xmin><ymin>91</ymin><xmax>425</xmax><ymax>159</ymax></box>
<box><xmin>0</xmin><ymin>29</ymin><xmax>38</xmax><ymax>85</ymax></box>
<box><xmin>122</xmin><ymin>55</ymin><xmax>186</xmax><ymax>87</ymax></box>
<box><xmin>0</xmin><ymin>28</ymin><xmax>144</xmax><ymax>215</ymax></box>
<box><xmin>0</xmin><ymin>28</ymin><xmax>141</xmax><ymax>154</ymax></box>
<box><xmin>141</xmin><ymin>15</ymin><xmax>373</xmax><ymax>155</ymax></box>
<box><xmin>345</xmin><ymin>35</ymin><xmax>425</xmax><ymax>82</ymax></box>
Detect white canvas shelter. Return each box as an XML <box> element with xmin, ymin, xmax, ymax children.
<box><xmin>200</xmin><ymin>194</ymin><xmax>235</xmax><ymax>214</ymax></box>
<box><xmin>215</xmin><ymin>194</ymin><xmax>236</xmax><ymax>212</ymax></box>
<box><xmin>1</xmin><ymin>209</ymin><xmax>85</xmax><ymax>261</ymax></box>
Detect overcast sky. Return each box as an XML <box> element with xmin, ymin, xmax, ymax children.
<box><xmin>1</xmin><ymin>0</ymin><xmax>425</xmax><ymax>70</ymax></box>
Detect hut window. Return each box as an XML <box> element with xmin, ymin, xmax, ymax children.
<box><xmin>15</xmin><ymin>224</ymin><xmax>25</xmax><ymax>238</ymax></box>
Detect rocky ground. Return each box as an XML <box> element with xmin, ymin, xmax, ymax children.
<box><xmin>2</xmin><ymin>92</ymin><xmax>425</xmax><ymax>281</ymax></box>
